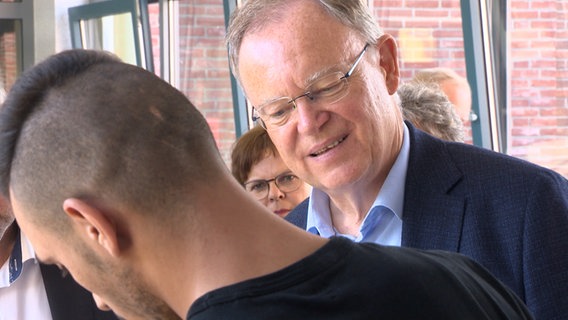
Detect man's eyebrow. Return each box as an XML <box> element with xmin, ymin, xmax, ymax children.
<box><xmin>304</xmin><ymin>64</ymin><xmax>340</xmax><ymax>85</ymax></box>
<box><xmin>257</xmin><ymin>64</ymin><xmax>343</xmax><ymax>104</ymax></box>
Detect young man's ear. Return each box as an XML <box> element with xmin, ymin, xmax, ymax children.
<box><xmin>63</xmin><ymin>198</ymin><xmax>120</xmax><ymax>257</ymax></box>
<box><xmin>374</xmin><ymin>34</ymin><xmax>400</xmax><ymax>95</ymax></box>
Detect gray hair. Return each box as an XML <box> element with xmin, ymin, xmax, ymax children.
<box><xmin>398</xmin><ymin>82</ymin><xmax>465</xmax><ymax>142</ymax></box>
<box><xmin>226</xmin><ymin>0</ymin><xmax>383</xmax><ymax>82</ymax></box>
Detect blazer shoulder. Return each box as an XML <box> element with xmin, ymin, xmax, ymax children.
<box><xmin>408</xmin><ymin>123</ymin><xmax>566</xmax><ymax>185</ymax></box>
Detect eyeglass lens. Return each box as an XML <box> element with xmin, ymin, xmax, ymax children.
<box><xmin>244</xmin><ymin>173</ymin><xmax>301</xmax><ymax>199</ymax></box>
<box><xmin>253</xmin><ymin>43</ymin><xmax>369</xmax><ymax>129</ymax></box>
<box><xmin>254</xmin><ymin>73</ymin><xmax>348</xmax><ymax>128</ymax></box>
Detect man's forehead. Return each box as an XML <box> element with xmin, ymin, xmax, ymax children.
<box><xmin>237</xmin><ymin>1</ymin><xmax>356</xmax><ymax>67</ymax></box>
<box><xmin>239</xmin><ymin>35</ymin><xmax>358</xmax><ymax>98</ymax></box>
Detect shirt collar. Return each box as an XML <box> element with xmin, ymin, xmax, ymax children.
<box><xmin>307</xmin><ymin>122</ymin><xmax>410</xmax><ymax>237</ymax></box>
<box><xmin>0</xmin><ymin>226</ymin><xmax>37</xmax><ymax>287</ymax></box>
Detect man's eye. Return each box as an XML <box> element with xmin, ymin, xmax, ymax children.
<box><xmin>313</xmin><ymin>81</ymin><xmax>343</xmax><ymax>96</ymax></box>
<box><xmin>268</xmin><ymin>104</ymin><xmax>293</xmax><ymax>119</ymax></box>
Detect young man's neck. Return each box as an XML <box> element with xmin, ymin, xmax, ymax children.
<box><xmin>163</xmin><ymin>193</ymin><xmax>328</xmax><ymax>318</ymax></box>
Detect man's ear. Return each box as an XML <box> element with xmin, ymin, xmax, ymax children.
<box><xmin>375</xmin><ymin>34</ymin><xmax>400</xmax><ymax>95</ymax></box>
<box><xmin>62</xmin><ymin>198</ymin><xmax>120</xmax><ymax>258</ymax></box>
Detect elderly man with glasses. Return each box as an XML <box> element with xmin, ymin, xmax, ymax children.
<box><xmin>226</xmin><ymin>1</ymin><xmax>568</xmax><ymax>319</ymax></box>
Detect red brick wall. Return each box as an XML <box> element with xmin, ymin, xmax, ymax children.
<box><xmin>173</xmin><ymin>2</ymin><xmax>236</xmax><ymax>164</ymax></box>
<box><xmin>371</xmin><ymin>0</ymin><xmax>474</xmax><ymax>143</ymax></box>
<box><xmin>507</xmin><ymin>0</ymin><xmax>568</xmax><ymax>176</ymax></box>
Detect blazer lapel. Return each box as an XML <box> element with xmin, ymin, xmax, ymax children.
<box><xmin>401</xmin><ymin>123</ymin><xmax>466</xmax><ymax>252</ymax></box>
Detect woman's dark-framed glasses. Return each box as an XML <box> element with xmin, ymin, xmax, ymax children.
<box><xmin>244</xmin><ymin>172</ymin><xmax>302</xmax><ymax>200</ymax></box>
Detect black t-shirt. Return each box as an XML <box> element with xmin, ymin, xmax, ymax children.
<box><xmin>187</xmin><ymin>237</ymin><xmax>532</xmax><ymax>320</ymax></box>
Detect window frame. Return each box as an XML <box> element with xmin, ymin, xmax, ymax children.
<box><xmin>68</xmin><ymin>0</ymin><xmax>153</xmax><ymax>72</ymax></box>
<box><xmin>0</xmin><ymin>1</ymin><xmax>34</xmax><ymax>71</ymax></box>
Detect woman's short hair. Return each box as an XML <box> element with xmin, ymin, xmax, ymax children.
<box><xmin>231</xmin><ymin>125</ymin><xmax>279</xmax><ymax>185</ymax></box>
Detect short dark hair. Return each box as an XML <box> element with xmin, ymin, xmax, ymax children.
<box><xmin>230</xmin><ymin>125</ymin><xmax>279</xmax><ymax>185</ymax></box>
<box><xmin>0</xmin><ymin>49</ymin><xmax>223</xmax><ymax>231</ymax></box>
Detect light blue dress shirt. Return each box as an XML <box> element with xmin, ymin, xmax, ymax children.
<box><xmin>306</xmin><ymin>123</ymin><xmax>410</xmax><ymax>246</ymax></box>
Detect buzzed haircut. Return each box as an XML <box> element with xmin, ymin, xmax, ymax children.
<box><xmin>0</xmin><ymin>49</ymin><xmax>222</xmax><ymax>230</ymax></box>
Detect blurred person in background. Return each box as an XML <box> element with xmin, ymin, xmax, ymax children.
<box><xmin>411</xmin><ymin>67</ymin><xmax>475</xmax><ymax>123</ymax></box>
<box><xmin>398</xmin><ymin>81</ymin><xmax>465</xmax><ymax>142</ymax></box>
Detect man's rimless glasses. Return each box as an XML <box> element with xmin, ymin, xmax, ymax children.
<box><xmin>252</xmin><ymin>43</ymin><xmax>370</xmax><ymax>129</ymax></box>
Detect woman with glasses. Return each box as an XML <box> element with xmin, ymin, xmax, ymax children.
<box><xmin>231</xmin><ymin>126</ymin><xmax>311</xmax><ymax>218</ymax></box>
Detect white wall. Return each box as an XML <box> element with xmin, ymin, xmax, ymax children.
<box><xmin>55</xmin><ymin>0</ymin><xmax>89</xmax><ymax>52</ymax></box>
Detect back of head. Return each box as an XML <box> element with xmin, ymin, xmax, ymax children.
<box><xmin>0</xmin><ymin>49</ymin><xmax>222</xmax><ymax>232</ymax></box>
<box><xmin>412</xmin><ymin>67</ymin><xmax>464</xmax><ymax>84</ymax></box>
<box><xmin>230</xmin><ymin>125</ymin><xmax>278</xmax><ymax>185</ymax></box>
<box><xmin>398</xmin><ymin>82</ymin><xmax>465</xmax><ymax>142</ymax></box>
<box><xmin>412</xmin><ymin>68</ymin><xmax>472</xmax><ymax>121</ymax></box>
<box><xmin>226</xmin><ymin>0</ymin><xmax>383</xmax><ymax>81</ymax></box>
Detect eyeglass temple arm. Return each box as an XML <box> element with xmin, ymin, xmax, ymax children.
<box><xmin>345</xmin><ymin>43</ymin><xmax>370</xmax><ymax>78</ymax></box>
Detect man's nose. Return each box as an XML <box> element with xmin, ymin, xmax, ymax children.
<box><xmin>294</xmin><ymin>97</ymin><xmax>331</xmax><ymax>134</ymax></box>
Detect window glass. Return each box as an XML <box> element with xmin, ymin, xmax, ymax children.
<box><xmin>147</xmin><ymin>1</ymin><xmax>160</xmax><ymax>77</ymax></box>
<box><xmin>78</xmin><ymin>14</ymin><xmax>138</xmax><ymax>66</ymax></box>
<box><xmin>369</xmin><ymin>0</ymin><xmax>474</xmax><ymax>143</ymax></box>
<box><xmin>161</xmin><ymin>0</ymin><xmax>236</xmax><ymax>165</ymax></box>
<box><xmin>507</xmin><ymin>0</ymin><xmax>568</xmax><ymax>177</ymax></box>
<box><xmin>370</xmin><ymin>1</ymin><xmax>567</xmax><ymax>177</ymax></box>
<box><xmin>68</xmin><ymin>1</ymin><xmax>144</xmax><ymax>69</ymax></box>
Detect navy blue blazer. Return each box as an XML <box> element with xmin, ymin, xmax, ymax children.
<box><xmin>40</xmin><ymin>264</ymin><xmax>118</xmax><ymax>319</ymax></box>
<box><xmin>286</xmin><ymin>122</ymin><xmax>568</xmax><ymax>320</ymax></box>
